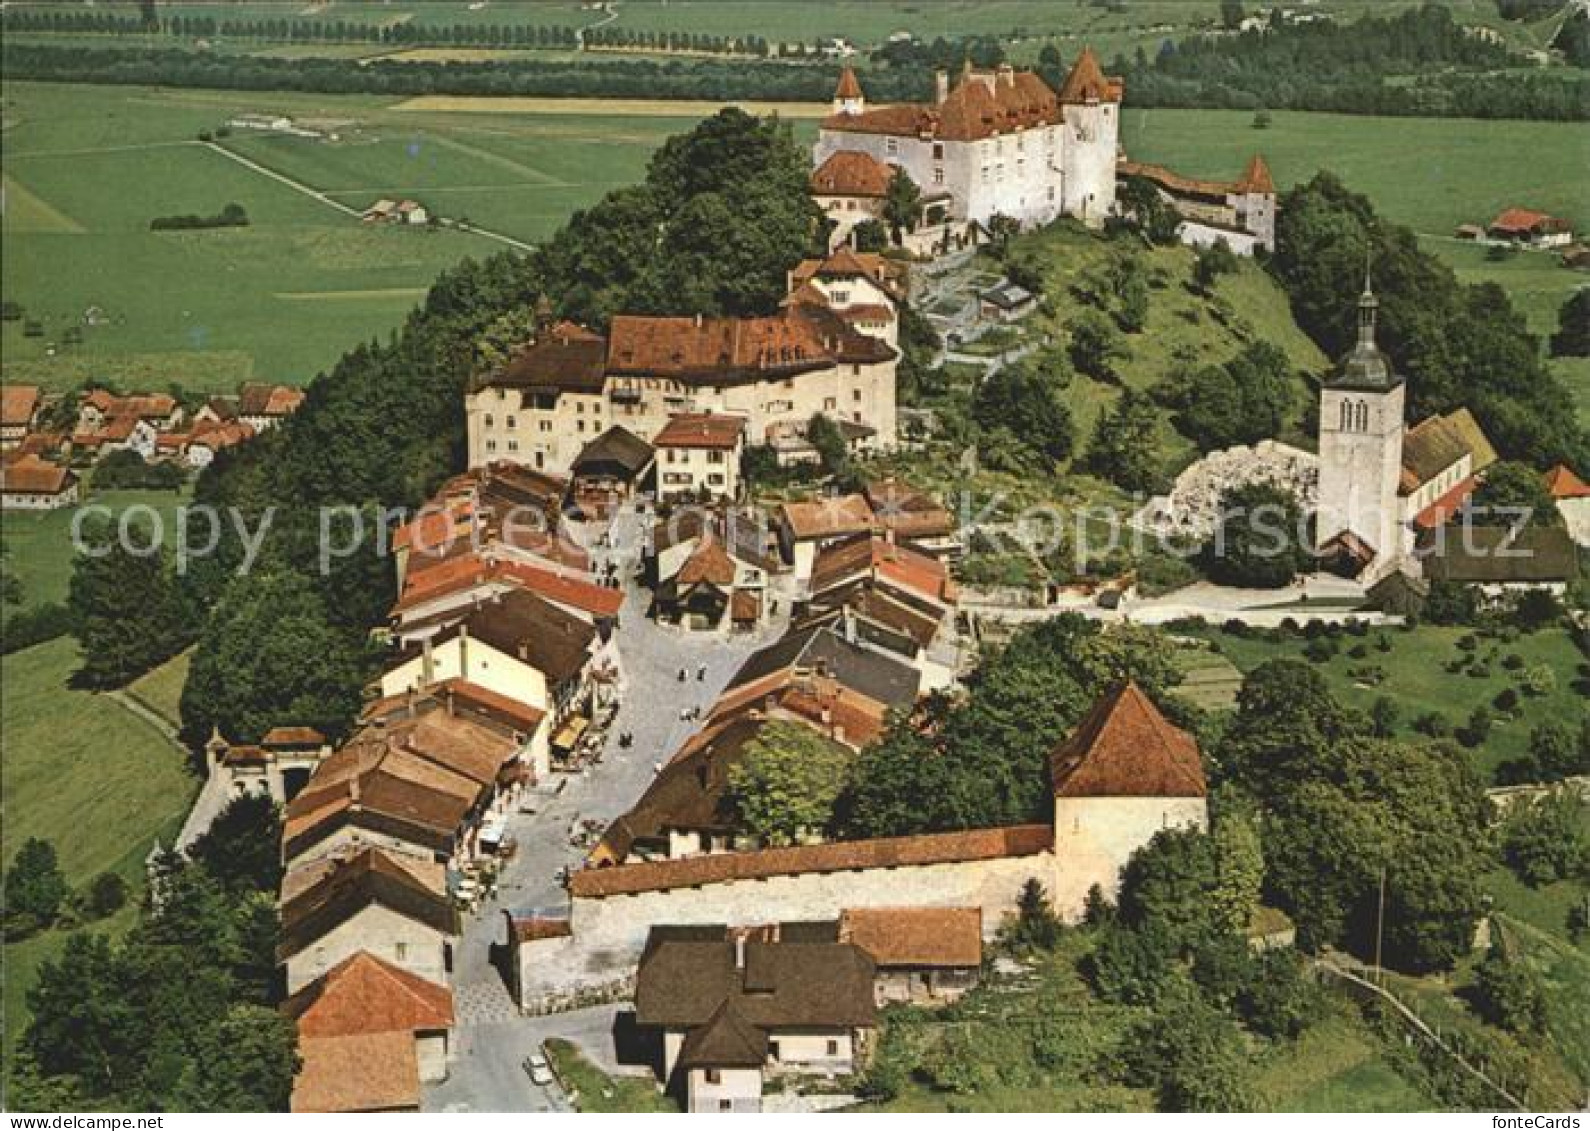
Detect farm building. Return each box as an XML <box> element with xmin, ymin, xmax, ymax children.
<box><xmin>0</xmin><ymin>454</ymin><xmax>79</xmax><ymax>510</ymax></box>
<box><xmin>0</xmin><ymin>384</ymin><xmax>42</xmax><ymax>450</ymax></box>
<box><xmin>363</xmin><ymin>199</ymin><xmax>430</xmax><ymax>226</ymax></box>
<box><xmin>1486</xmin><ymin>208</ymin><xmax>1573</xmax><ymax>248</ymax></box>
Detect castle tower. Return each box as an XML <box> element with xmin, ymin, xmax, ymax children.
<box><xmin>1316</xmin><ymin>272</ymin><xmax>1407</xmax><ymax>572</ymax></box>
<box><xmin>832</xmin><ymin>66</ymin><xmax>864</xmax><ymax>116</ymax></box>
<box><xmin>1056</xmin><ymin>47</ymin><xmax>1121</xmax><ymax>226</ymax></box>
<box><xmin>1233</xmin><ymin>154</ymin><xmax>1277</xmax><ymax>252</ymax></box>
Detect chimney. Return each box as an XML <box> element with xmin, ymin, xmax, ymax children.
<box><xmin>997</xmin><ymin>62</ymin><xmax>1014</xmax><ymax>87</ymax></box>
<box><xmin>349</xmin><ymin>775</ymin><xmax>361</xmax><ymax>804</ymax></box>
<box><xmin>421</xmin><ymin>636</ymin><xmax>435</xmax><ymax>686</ymax></box>
<box><xmin>734</xmin><ymin>934</ymin><xmax>747</xmax><ymax>970</ymax></box>
<box><xmin>694</xmin><ymin>312</ymin><xmax>703</xmax><ymax>328</ymax></box>
<box><xmin>934</xmin><ymin>69</ymin><xmax>949</xmax><ymax>104</ymax></box>
<box><xmin>459</xmin><ymin>622</ymin><xmax>470</xmax><ymax>678</ymax></box>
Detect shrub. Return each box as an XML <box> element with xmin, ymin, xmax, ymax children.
<box><xmin>81</xmin><ymin>872</ymin><xmax>128</xmax><ymax>920</ymax></box>
<box><xmin>1471</xmin><ymin>949</ymin><xmax>1546</xmax><ymax>1034</ymax></box>
<box><xmin>1237</xmin><ymin>949</ymin><xmax>1326</xmax><ymax>1039</ymax></box>
<box><xmin>1501</xmin><ymin>793</ymin><xmax>1590</xmax><ymax>887</ymax></box>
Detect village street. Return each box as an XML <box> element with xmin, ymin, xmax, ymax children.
<box><xmin>426</xmin><ymin>504</ymin><xmax>789</xmax><ymax>1111</ymax></box>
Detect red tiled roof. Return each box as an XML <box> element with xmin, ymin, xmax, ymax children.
<box><xmin>510</xmin><ymin>915</ymin><xmax>572</xmax><ymax>943</ymax></box>
<box><xmin>1239</xmin><ymin>153</ymin><xmax>1275</xmax><ymax>194</ymax></box>
<box><xmin>1489</xmin><ymin>208</ymin><xmax>1569</xmax><ymax>235</ymax></box>
<box><xmin>780</xmin><ymin>494</ymin><xmax>876</xmax><ymax>541</ymax></box>
<box><xmin>608</xmin><ymin>305</ymin><xmax>890</xmax><ymax>381</ymax></box>
<box><xmin>834</xmin><ymin>65</ymin><xmax>863</xmax><ymax>100</ymax></box>
<box><xmin>839</xmin><ymin>906</ymin><xmax>983</xmax><ymax>968</ymax></box>
<box><xmin>392</xmin><ymin>553</ymin><xmax>622</xmax><ymax>619</ymax></box>
<box><xmin>677</xmin><ymin>534</ymin><xmax>737</xmax><ymax>588</ymax></box>
<box><xmin>1412</xmin><ymin>474</ymin><xmax>1479</xmax><ymax>531</ymax></box>
<box><xmin>0</xmin><ymin>455</ymin><xmax>74</xmax><ymax>495</ymax></box>
<box><xmin>1050</xmin><ymin>682</ymin><xmax>1207</xmax><ymax>799</ymax></box>
<box><xmin>238</xmin><ymin>382</ymin><xmax>304</xmax><ymax>417</ymax></box>
<box><xmin>1057</xmin><ymin>46</ymin><xmax>1118</xmax><ymax>104</ymax></box>
<box><xmin>570</xmin><ymin>823</ymin><xmax>1051</xmax><ymax>898</ymax></box>
<box><xmin>0</xmin><ymin>385</ymin><xmax>40</xmax><ymax>428</ymax></box>
<box><xmin>292</xmin><ymin>1032</ymin><xmax>419</xmax><ymax>1113</ymax></box>
<box><xmin>285</xmin><ymin>951</ymin><xmax>454</xmax><ymax>1038</ymax></box>
<box><xmin>1118</xmin><ymin>157</ymin><xmax>1274</xmax><ymax>200</ymax></box>
<box><xmin>823</xmin><ymin>58</ymin><xmax>1117</xmax><ymax>143</ymax></box>
<box><xmin>809</xmin><ymin>150</ymin><xmax>894</xmax><ymax>198</ymax></box>
<box><xmin>1543</xmin><ymin>463</ymin><xmax>1590</xmax><ymax>500</ymax></box>
<box><xmin>263</xmin><ymin>726</ymin><xmax>326</xmax><ymax>748</ymax></box>
<box><xmin>653</xmin><ymin>412</ymin><xmax>746</xmax><ymax>450</ymax></box>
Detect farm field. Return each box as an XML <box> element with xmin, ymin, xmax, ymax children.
<box><xmin>0</xmin><ymin>640</ymin><xmax>197</xmax><ymax>1067</ymax></box>
<box><xmin>1178</xmin><ymin>622</ymin><xmax>1587</xmax><ymax>784</ymax></box>
<box><xmin>0</xmin><ymin>81</ymin><xmax>639</xmax><ymax>392</ymax></box>
<box><xmin>3</xmin><ymin>0</ymin><xmax>1555</xmax><ymax>56</ymax></box>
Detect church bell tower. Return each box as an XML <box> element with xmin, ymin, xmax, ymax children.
<box><xmin>1316</xmin><ymin>271</ymin><xmax>1407</xmax><ymax>573</ymax></box>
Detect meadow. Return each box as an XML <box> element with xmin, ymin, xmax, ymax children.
<box><xmin>1</xmin><ymin>639</ymin><xmax>197</xmax><ymax>1062</ymax></box>
<box><xmin>0</xmin><ymin>486</ymin><xmax>194</xmax><ymax>618</ymax></box>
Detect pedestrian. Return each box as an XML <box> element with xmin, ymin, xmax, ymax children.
<box><xmin>653</xmin><ymin>761</ymin><xmax>662</xmax><ymax>774</ymax></box>
<box><xmin>696</xmin><ymin>663</ymin><xmax>706</xmax><ymax>681</ymax></box>
<box><xmin>678</xmin><ymin>667</ymin><xmax>687</xmax><ymax>682</ymax></box>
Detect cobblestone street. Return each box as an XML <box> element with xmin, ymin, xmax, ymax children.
<box><xmin>428</xmin><ymin>504</ymin><xmax>789</xmax><ymax>1108</ymax></box>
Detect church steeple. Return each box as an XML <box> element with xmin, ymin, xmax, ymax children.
<box><xmin>1356</xmin><ymin>265</ymin><xmax>1379</xmax><ymax>349</ymax></box>
<box><xmin>1326</xmin><ymin>257</ymin><xmax>1401</xmax><ymax>393</ymax></box>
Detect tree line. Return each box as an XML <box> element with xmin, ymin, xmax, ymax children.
<box><xmin>0</xmin><ymin>41</ymin><xmax>931</xmax><ymax>103</ymax></box>
<box><xmin>1112</xmin><ymin>3</ymin><xmax>1590</xmax><ymax>121</ymax></box>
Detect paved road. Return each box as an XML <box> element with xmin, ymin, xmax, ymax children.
<box><xmin>424</xmin><ymin>1005</ymin><xmax>631</xmax><ymax>1114</ymax></box>
<box><xmin>431</xmin><ymin>507</ymin><xmax>787</xmax><ymax>1108</ymax></box>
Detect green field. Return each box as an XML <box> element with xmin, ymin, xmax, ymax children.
<box><xmin>0</xmin><ymin>487</ymin><xmax>193</xmax><ymax>618</ymax></box>
<box><xmin>1</xmin><ymin>639</ymin><xmax>198</xmax><ymax>1062</ymax></box>
<box><xmin>1181</xmin><ymin>622</ymin><xmax>1587</xmax><ymax>783</ymax></box>
<box><xmin>0</xmin><ymin>81</ymin><xmax>676</xmax><ymax>392</ymax></box>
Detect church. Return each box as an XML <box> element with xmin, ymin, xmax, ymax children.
<box><xmin>1315</xmin><ymin>276</ymin><xmax>1497</xmax><ymax>581</ymax></box>
<box><xmin>810</xmin><ymin>48</ymin><xmax>1124</xmax><ymax>247</ymax></box>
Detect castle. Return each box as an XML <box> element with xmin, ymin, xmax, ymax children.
<box><xmin>810</xmin><ymin>49</ymin><xmax>1123</xmax><ymax>245</ymax></box>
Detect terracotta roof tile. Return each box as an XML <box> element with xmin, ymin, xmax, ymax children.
<box><xmin>839</xmin><ymin>906</ymin><xmax>983</xmax><ymax>968</ymax></box>
<box><xmin>809</xmin><ymin>150</ymin><xmax>893</xmax><ymax>198</ymax></box>
<box><xmin>780</xmin><ymin>494</ymin><xmax>876</xmax><ymax>541</ymax></box>
<box><xmin>653</xmin><ymin>413</ymin><xmax>746</xmax><ymax>450</ymax></box>
<box><xmin>834</xmin><ymin>65</ymin><xmax>863</xmax><ymax>100</ymax></box>
<box><xmin>1543</xmin><ymin>463</ymin><xmax>1590</xmax><ymax>500</ymax></box>
<box><xmin>1050</xmin><ymin>682</ymin><xmax>1207</xmax><ymax>799</ymax></box>
<box><xmin>1489</xmin><ymin>208</ymin><xmax>1568</xmax><ymax>234</ymax></box>
<box><xmin>0</xmin><ymin>385</ymin><xmax>40</xmax><ymax>428</ymax></box>
<box><xmin>292</xmin><ymin>1032</ymin><xmax>419</xmax><ymax>1112</ymax></box>
<box><xmin>0</xmin><ymin>455</ymin><xmax>74</xmax><ymax>495</ymax></box>
<box><xmin>285</xmin><ymin>950</ymin><xmax>454</xmax><ymax>1037</ymax></box>
<box><xmin>571</xmin><ymin>823</ymin><xmax>1050</xmax><ymax>898</ymax></box>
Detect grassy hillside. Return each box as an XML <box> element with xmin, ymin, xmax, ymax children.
<box><xmin>1</xmin><ymin>640</ymin><xmax>197</xmax><ymax>1064</ymax></box>
<box><xmin>1007</xmin><ymin>221</ymin><xmax>1328</xmax><ymax>477</ymax></box>
<box><xmin>1122</xmin><ymin>108</ymin><xmax>1590</xmax><ymax>426</ymax></box>
<box><xmin>1179</xmin><ymin>622</ymin><xmax>1586</xmax><ymax>784</ymax></box>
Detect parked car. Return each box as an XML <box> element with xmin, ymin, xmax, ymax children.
<box><xmin>524</xmin><ymin>1053</ymin><xmax>553</xmax><ymax>1087</ymax></box>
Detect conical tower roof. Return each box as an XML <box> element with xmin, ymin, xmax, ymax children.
<box><xmin>1058</xmin><ymin>45</ymin><xmax>1111</xmax><ymax>103</ymax></box>
<box><xmin>834</xmin><ymin>66</ymin><xmax>863</xmax><ymax>100</ymax></box>
<box><xmin>1239</xmin><ymin>153</ymin><xmax>1275</xmax><ymax>194</ymax></box>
